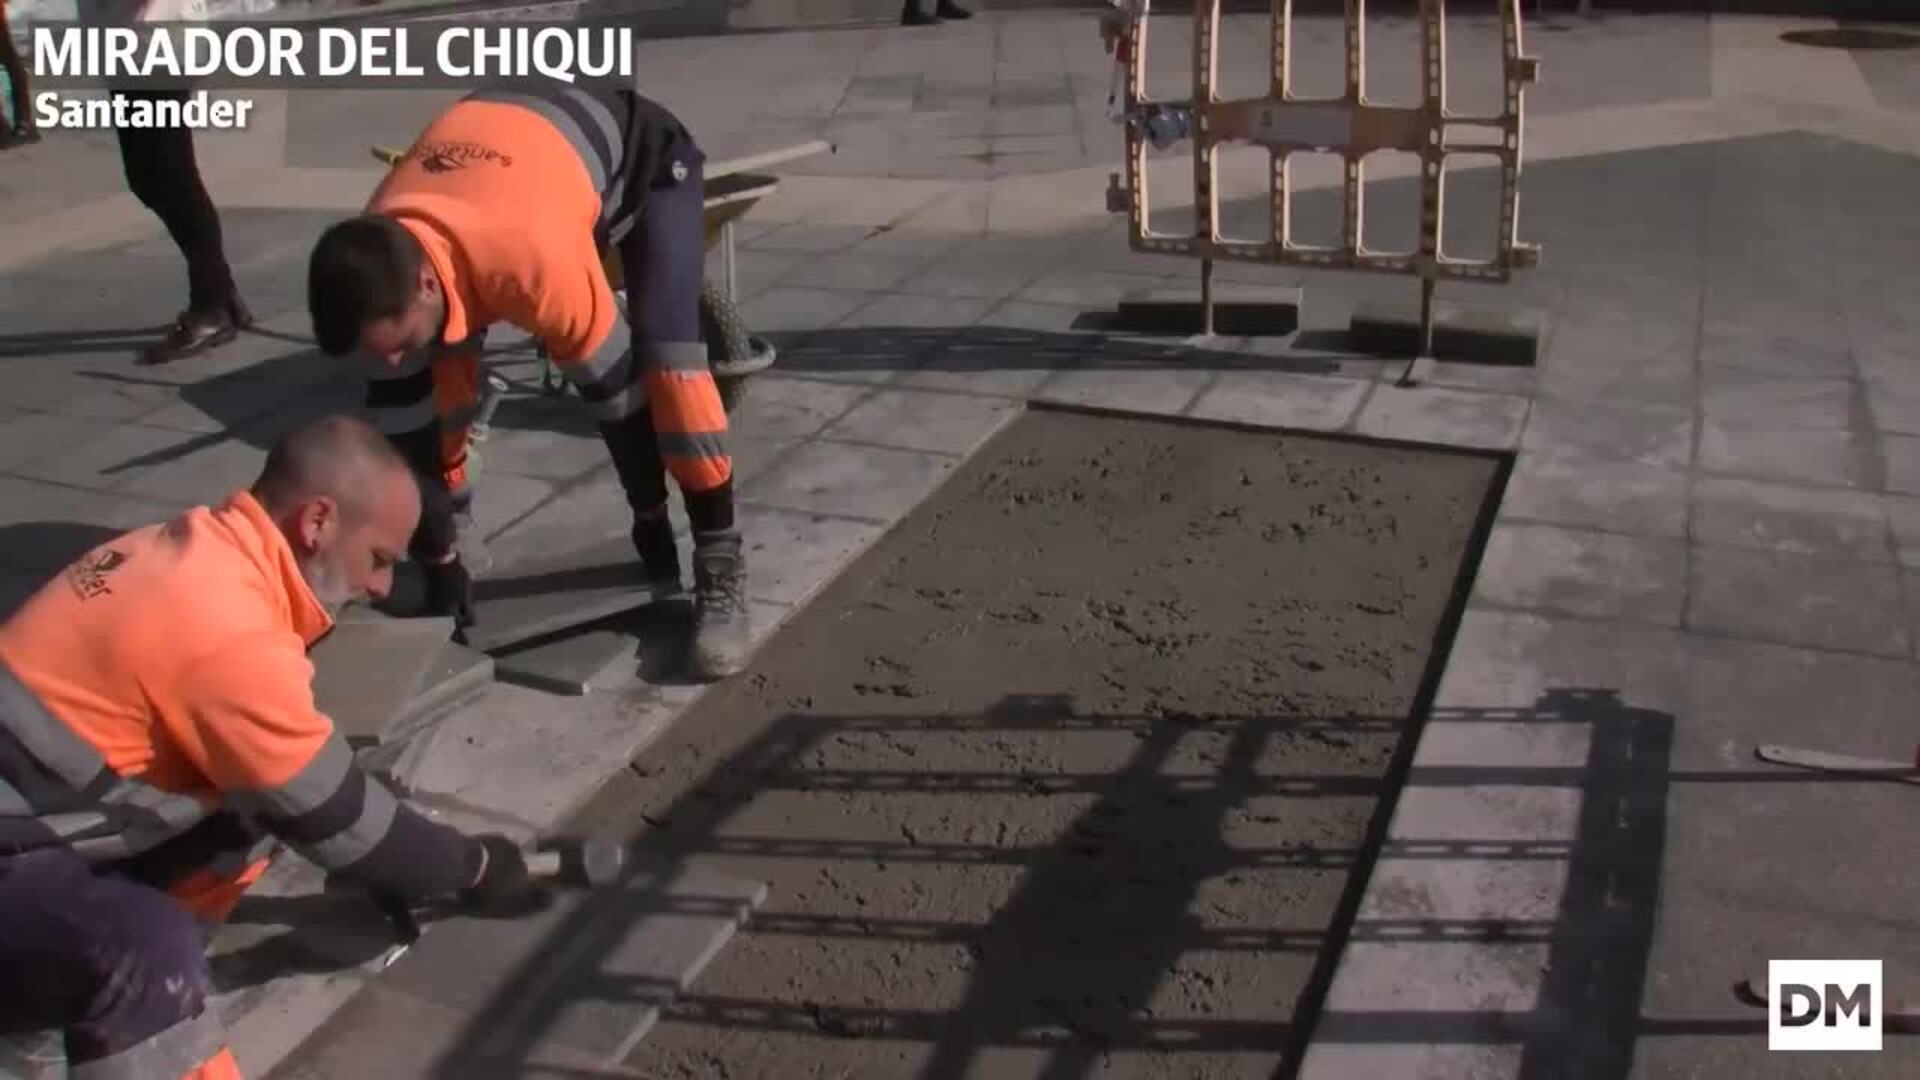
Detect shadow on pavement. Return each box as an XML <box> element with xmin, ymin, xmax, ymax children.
<box><xmin>0</xmin><ymin>327</ymin><xmax>174</xmax><ymax>359</ymax></box>
<box><xmin>0</xmin><ymin>522</ymin><xmax>122</xmax><ymax>582</ymax></box>
<box><xmin>354</xmin><ymin>690</ymin><xmax>1675</xmax><ymax>1079</ymax></box>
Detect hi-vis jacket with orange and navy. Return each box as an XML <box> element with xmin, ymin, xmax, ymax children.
<box><xmin>357</xmin><ymin>77</ymin><xmax>701</xmax><ymax>558</ymax></box>
<box><xmin>0</xmin><ymin>491</ymin><xmax>479</xmax><ymax>898</ymax></box>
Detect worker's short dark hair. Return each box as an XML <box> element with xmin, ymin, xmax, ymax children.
<box><xmin>307</xmin><ymin>214</ymin><xmax>424</xmax><ymax>357</ymax></box>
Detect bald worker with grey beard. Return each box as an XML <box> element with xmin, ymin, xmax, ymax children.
<box><xmin>0</xmin><ymin>413</ymin><xmax>536</xmax><ymax>1080</ymax></box>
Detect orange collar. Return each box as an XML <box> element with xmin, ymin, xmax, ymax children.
<box><xmin>222</xmin><ymin>490</ymin><xmax>335</xmax><ymax>648</ymax></box>
<box><xmin>393</xmin><ymin>214</ymin><xmax>474</xmax><ymax>345</ymax></box>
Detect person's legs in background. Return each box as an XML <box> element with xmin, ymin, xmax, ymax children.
<box><xmin>900</xmin><ymin>0</ymin><xmax>970</xmax><ymax>27</ymax></box>
<box><xmin>0</xmin><ymin>849</ymin><xmax>244</xmax><ymax>1079</ymax></box>
<box><xmin>114</xmin><ymin>88</ymin><xmax>251</xmax><ymax>366</ymax></box>
<box><xmin>606</xmin><ymin>133</ymin><xmax>751</xmax><ymax>682</ymax></box>
<box><xmin>0</xmin><ymin>5</ymin><xmax>37</xmax><ymax>145</ymax></box>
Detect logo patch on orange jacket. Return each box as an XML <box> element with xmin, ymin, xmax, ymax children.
<box><xmin>414</xmin><ymin>142</ymin><xmax>516</xmax><ymax>174</ymax></box>
<box><xmin>66</xmin><ymin>548</ymin><xmax>130</xmax><ymax>601</ymax></box>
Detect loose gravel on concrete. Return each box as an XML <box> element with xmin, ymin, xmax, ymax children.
<box><xmin>571</xmin><ymin>404</ymin><xmax>1503</xmax><ymax>1079</ymax></box>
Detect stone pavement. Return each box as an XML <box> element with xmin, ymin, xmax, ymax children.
<box><xmin>3</xmin><ymin>5</ymin><xmax>1920</xmax><ymax>1078</ymax></box>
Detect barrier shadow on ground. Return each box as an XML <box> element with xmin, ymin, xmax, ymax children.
<box><xmin>1304</xmin><ymin>687</ymin><xmax>1678</xmax><ymax>1078</ymax></box>
<box><xmin>389</xmin><ymin>687</ymin><xmax>1688</xmax><ymax>1079</ymax></box>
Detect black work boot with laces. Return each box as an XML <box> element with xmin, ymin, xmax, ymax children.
<box><xmin>688</xmin><ymin>529</ymin><xmax>750</xmax><ymax>682</ymax></box>
<box><xmin>633</xmin><ymin>512</ymin><xmax>685</xmax><ymax>602</ymax></box>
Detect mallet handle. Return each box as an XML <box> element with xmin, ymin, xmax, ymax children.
<box><xmin>525</xmin><ymin>850</ymin><xmax>563</xmax><ymax>877</ymax></box>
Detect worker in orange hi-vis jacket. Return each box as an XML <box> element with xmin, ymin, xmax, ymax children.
<box><xmin>307</xmin><ymin>74</ymin><xmax>750</xmax><ymax>683</ymax></box>
<box><xmin>0</xmin><ymin>414</ymin><xmax>541</xmax><ymax>1080</ymax></box>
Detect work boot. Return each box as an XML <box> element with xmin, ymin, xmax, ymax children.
<box><xmin>901</xmin><ymin>1</ymin><xmax>939</xmax><ymax>24</ymax></box>
<box><xmin>633</xmin><ymin>512</ymin><xmax>685</xmax><ymax>602</ymax></box>
<box><xmin>935</xmin><ymin>0</ymin><xmax>971</xmax><ymax>17</ymax></box>
<box><xmin>688</xmin><ymin>530</ymin><xmax>750</xmax><ymax>682</ymax></box>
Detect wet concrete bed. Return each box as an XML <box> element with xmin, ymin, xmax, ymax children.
<box><xmin>570</xmin><ymin>404</ymin><xmax>1503</xmax><ymax>1077</ymax></box>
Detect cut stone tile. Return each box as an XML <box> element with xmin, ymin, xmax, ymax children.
<box><xmin>481</xmin><ymin>469</ymin><xmax>628</xmax><ymax>571</ymax></box>
<box><xmin>1297</xmin><ymin>1045</ymin><xmax>1521</xmax><ymax>1080</ymax></box>
<box><xmin>493</xmin><ymin>627</ymin><xmax>637</xmax><ymax>697</ymax></box>
<box><xmin>390</xmin><ymin>641</ymin><xmax>497</xmax><ymax>737</ymax></box>
<box><xmin>310</xmin><ymin>613</ymin><xmax>456</xmax><ymax>743</ymax></box>
<box><xmin>1413</xmin><ymin>717</ymin><xmax>1594</xmax><ymax>772</ymax></box>
<box><xmin>1522</xmin><ymin>396</ymin><xmax>1695</xmax><ymax>470</ymax></box>
<box><xmin>1356</xmin><ymin>856</ymin><xmax>1571</xmax><ymax>923</ymax></box>
<box><xmin>1016</xmin><ymin>271</ymin><xmax>1173</xmax><ymax>309</ymax></box>
<box><xmin>1701</xmin><ymin>372</ymin><xmax>1853</xmax><ymax>428</ymax></box>
<box><xmin>1188</xmin><ymin>371</ymin><xmax>1371</xmax><ymax>432</ymax></box>
<box><xmin>746</xmin><ymin>223</ymin><xmax>875</xmax><ymax>253</ymax></box>
<box><xmin>1687</xmin><ymin>547</ymin><xmax>1909</xmax><ymax>658</ymax></box>
<box><xmin>1473</xmin><ymin>523</ymin><xmax>1687</xmax><ymax>626</ymax></box>
<box><xmin>798</xmin><ymin>253</ymin><xmax>930</xmax><ymax>293</ymax></box>
<box><xmin>1696</xmin><ymin>421</ymin><xmax>1870</xmax><ymax>489</ymax></box>
<box><xmin>375</xmin><ymin>858</ymin><xmax>767</xmax><ymax>1064</ymax></box>
<box><xmin>1315</xmin><ymin>940</ymin><xmax>1550</xmax><ymax>1015</ymax></box>
<box><xmin>732</xmin><ymin>503</ymin><xmax>889</xmax><ymax>609</ymax></box>
<box><xmin>1353</xmin><ymin>384</ymin><xmax>1530</xmax><ymax>451</ymax></box>
<box><xmin>0</xmin><ymin>411</ymin><xmax>97</xmax><ymax>472</ymax></box>
<box><xmin>265</xmin><ymin>982</ymin><xmax>646</xmax><ymax>1079</ymax></box>
<box><xmin>821</xmin><ymin>388</ymin><xmax>1020</xmax><ymax>455</ymax></box>
<box><xmin>468</xmin><ymin>471</ymin><xmax>557</xmax><ymax>544</ymax></box>
<box><xmin>738</xmin><ymin>287</ymin><xmax>871</xmax><ymax>334</ymax></box>
<box><xmin>1679</xmin><ymin>636</ymin><xmax>1920</xmax><ymax>772</ymax></box>
<box><xmin>1697</xmin><ymin>316</ymin><xmax>1853</xmax><ymax>381</ymax></box>
<box><xmin>849</xmin><ymin>291</ymin><xmax>998</xmax><ymax>331</ymax></box>
<box><xmin>741</xmin><ymin>439</ymin><xmax>958</xmax><ymax>522</ymax></box>
<box><xmin>14</xmin><ymin>422</ymin><xmax>211</xmax><ymax>491</ymax></box>
<box><xmin>1389</xmin><ymin>784</ymin><xmax>1583</xmax><ymax>844</ymax></box>
<box><xmin>464</xmin><ymin>536</ymin><xmax>654</xmax><ymax>654</ymax></box>
<box><xmin>1433</xmin><ymin>609</ymin><xmax>1689</xmax><ymax>714</ymax></box>
<box><xmin>479</xmin><ymin>426</ymin><xmax>615</xmax><ymax>483</ymax></box>
<box><xmin>727</xmin><ymin>376</ymin><xmax>872</xmax><ymax>440</ymax></box>
<box><xmin>1690</xmin><ymin>475</ymin><xmax>1891</xmax><ymax>562</ymax></box>
<box><xmin>1034</xmin><ymin>366</ymin><xmax>1215</xmax><ymax>417</ymax></box>
<box><xmin>213</xmin><ymin>962</ymin><xmax>370</xmax><ymax>1079</ymax></box>
<box><xmin>107</xmin><ymin>433</ymin><xmax>269</xmax><ymax>504</ymax></box>
<box><xmin>1499</xmin><ymin>454</ymin><xmax>1688</xmax><ymax>540</ymax></box>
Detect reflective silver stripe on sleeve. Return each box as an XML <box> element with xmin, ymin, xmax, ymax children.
<box><xmin>641</xmin><ymin>340</ymin><xmax>710</xmax><ymax>373</ymax></box>
<box><xmin>583</xmin><ymin>385</ymin><xmax>648</xmax><ymax>424</ymax></box>
<box><xmin>306</xmin><ymin>777</ymin><xmax>400</xmax><ymax>869</ymax></box>
<box><xmin>68</xmin><ymin>1003</ymin><xmax>228</xmax><ymax>1080</ymax></box>
<box><xmin>463</xmin><ymin>89</ymin><xmax>609</xmax><ymax>193</ymax></box>
<box><xmin>655</xmin><ymin>431</ymin><xmax>729</xmax><ymax>460</ymax></box>
<box><xmin>0</xmin><ymin>660</ymin><xmax>107</xmax><ymax>788</ymax></box>
<box><xmin>226</xmin><ymin>733</ymin><xmax>355</xmax><ymax>821</ymax></box>
<box><xmin>37</xmin><ymin>810</ymin><xmax>110</xmax><ymax>839</ymax></box>
<box><xmin>565</xmin><ymin>320</ymin><xmax>632</xmax><ymax>387</ymax></box>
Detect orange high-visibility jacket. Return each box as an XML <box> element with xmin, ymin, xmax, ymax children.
<box><xmin>357</xmin><ymin>78</ymin><xmax>728</xmax><ymax>558</ymax></box>
<box><xmin>0</xmin><ymin>491</ymin><xmax>478</xmax><ymax>899</ymax></box>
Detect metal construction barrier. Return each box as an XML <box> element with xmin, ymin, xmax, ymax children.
<box><xmin>1101</xmin><ymin>0</ymin><xmax>1542</xmax><ymax>361</ymax></box>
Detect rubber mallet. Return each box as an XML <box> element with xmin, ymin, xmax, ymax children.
<box><xmin>526</xmin><ymin>838</ymin><xmax>627</xmax><ymax>887</ymax></box>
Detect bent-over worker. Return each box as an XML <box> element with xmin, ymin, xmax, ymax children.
<box><xmin>306</xmin><ymin>74</ymin><xmax>750</xmax><ymax>683</ymax></box>
<box><xmin>0</xmin><ymin>414</ymin><xmax>536</xmax><ymax>1080</ymax></box>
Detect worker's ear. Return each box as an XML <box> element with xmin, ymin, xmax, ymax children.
<box><xmin>417</xmin><ymin>262</ymin><xmax>439</xmax><ymax>302</ymax></box>
<box><xmin>294</xmin><ymin>495</ymin><xmax>340</xmax><ymax>552</ymax></box>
